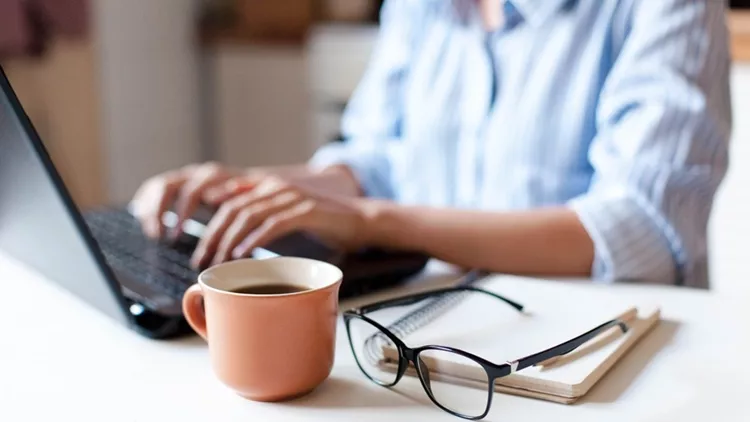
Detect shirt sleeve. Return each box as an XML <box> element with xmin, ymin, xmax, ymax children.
<box><xmin>308</xmin><ymin>0</ymin><xmax>415</xmax><ymax>199</ymax></box>
<box><xmin>567</xmin><ymin>0</ymin><xmax>732</xmax><ymax>287</ymax></box>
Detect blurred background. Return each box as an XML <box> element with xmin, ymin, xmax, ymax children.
<box><xmin>0</xmin><ymin>0</ymin><xmax>749</xmax><ymax>289</ymax></box>
<box><xmin>0</xmin><ymin>0</ymin><xmax>387</xmax><ymax>209</ymax></box>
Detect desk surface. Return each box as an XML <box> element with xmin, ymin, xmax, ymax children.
<box><xmin>1</xmin><ymin>253</ymin><xmax>749</xmax><ymax>422</ymax></box>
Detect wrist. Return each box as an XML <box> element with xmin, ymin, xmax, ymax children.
<box><xmin>310</xmin><ymin>164</ymin><xmax>363</xmax><ymax>197</ymax></box>
<box><xmin>357</xmin><ymin>199</ymin><xmax>399</xmax><ymax>248</ymax></box>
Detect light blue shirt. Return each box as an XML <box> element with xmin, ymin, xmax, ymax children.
<box><xmin>310</xmin><ymin>0</ymin><xmax>732</xmax><ymax>288</ymax></box>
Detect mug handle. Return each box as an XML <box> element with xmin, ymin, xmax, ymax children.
<box><xmin>182</xmin><ymin>284</ymin><xmax>208</xmax><ymax>340</ymax></box>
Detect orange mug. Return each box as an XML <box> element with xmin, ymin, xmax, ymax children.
<box><xmin>182</xmin><ymin>257</ymin><xmax>343</xmax><ymax>402</ymax></box>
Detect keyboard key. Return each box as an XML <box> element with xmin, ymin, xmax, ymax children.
<box><xmin>84</xmin><ymin>208</ymin><xmax>198</xmax><ymax>299</ymax></box>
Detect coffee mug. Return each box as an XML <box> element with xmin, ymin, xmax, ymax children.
<box><xmin>182</xmin><ymin>257</ymin><xmax>343</xmax><ymax>402</ymax></box>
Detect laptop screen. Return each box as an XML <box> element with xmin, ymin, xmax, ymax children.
<box><xmin>0</xmin><ymin>68</ymin><xmax>132</xmax><ymax>325</ymax></box>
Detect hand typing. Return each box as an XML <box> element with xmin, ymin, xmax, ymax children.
<box><xmin>190</xmin><ymin>175</ymin><xmax>376</xmax><ymax>269</ymax></box>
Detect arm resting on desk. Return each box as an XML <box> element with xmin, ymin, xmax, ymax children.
<box><xmin>364</xmin><ymin>203</ymin><xmax>594</xmax><ymax>278</ymax></box>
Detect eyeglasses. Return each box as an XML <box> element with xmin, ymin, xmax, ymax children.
<box><xmin>343</xmin><ymin>286</ymin><xmax>629</xmax><ymax>420</ymax></box>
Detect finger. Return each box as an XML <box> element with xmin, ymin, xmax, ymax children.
<box><xmin>147</xmin><ymin>179</ymin><xmax>182</xmax><ymax>239</ymax></box>
<box><xmin>204</xmin><ymin>174</ymin><xmax>292</xmax><ymax>206</ymax></box>
<box><xmin>130</xmin><ymin>200</ymin><xmax>151</xmax><ymax>234</ymax></box>
<box><xmin>202</xmin><ymin>177</ymin><xmax>257</xmax><ymax>205</ymax></box>
<box><xmin>173</xmin><ymin>170</ymin><xmax>226</xmax><ymax>238</ymax></box>
<box><xmin>212</xmin><ymin>192</ymin><xmax>303</xmax><ymax>265</ymax></box>
<box><xmin>232</xmin><ymin>200</ymin><xmax>315</xmax><ymax>259</ymax></box>
<box><xmin>191</xmin><ymin>180</ymin><xmax>295</xmax><ymax>268</ymax></box>
<box><xmin>190</xmin><ymin>192</ymin><xmax>255</xmax><ymax>269</ymax></box>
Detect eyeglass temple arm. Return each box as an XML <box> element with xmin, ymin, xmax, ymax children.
<box><xmin>507</xmin><ymin>318</ymin><xmax>629</xmax><ymax>374</ymax></box>
<box><xmin>355</xmin><ymin>286</ymin><xmax>524</xmax><ymax>314</ymax></box>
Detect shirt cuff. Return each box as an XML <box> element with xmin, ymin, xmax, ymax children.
<box><xmin>568</xmin><ymin>191</ymin><xmax>678</xmax><ymax>284</ymax></box>
<box><xmin>309</xmin><ymin>142</ymin><xmax>394</xmax><ymax>199</ymax></box>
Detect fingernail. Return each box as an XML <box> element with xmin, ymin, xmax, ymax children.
<box><xmin>190</xmin><ymin>251</ymin><xmax>203</xmax><ymax>268</ymax></box>
<box><xmin>233</xmin><ymin>239</ymin><xmax>253</xmax><ymax>259</ymax></box>
<box><xmin>231</xmin><ymin>246</ymin><xmax>245</xmax><ymax>259</ymax></box>
<box><xmin>145</xmin><ymin>221</ymin><xmax>157</xmax><ymax>238</ymax></box>
<box><xmin>154</xmin><ymin>222</ymin><xmax>164</xmax><ymax>239</ymax></box>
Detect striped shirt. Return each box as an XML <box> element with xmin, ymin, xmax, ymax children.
<box><xmin>310</xmin><ymin>0</ymin><xmax>732</xmax><ymax>288</ymax></box>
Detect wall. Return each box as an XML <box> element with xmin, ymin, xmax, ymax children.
<box><xmin>709</xmin><ymin>64</ymin><xmax>750</xmax><ymax>293</ymax></box>
<box><xmin>209</xmin><ymin>44</ymin><xmax>313</xmax><ymax>168</ymax></box>
<box><xmin>208</xmin><ymin>25</ymin><xmax>380</xmax><ymax>170</ymax></box>
<box><xmin>3</xmin><ymin>40</ymin><xmax>104</xmax><ymax>210</ymax></box>
<box><xmin>93</xmin><ymin>0</ymin><xmax>203</xmax><ymax>204</ymax></box>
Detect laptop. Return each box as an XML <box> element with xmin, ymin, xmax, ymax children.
<box><xmin>0</xmin><ymin>67</ymin><xmax>428</xmax><ymax>339</ymax></box>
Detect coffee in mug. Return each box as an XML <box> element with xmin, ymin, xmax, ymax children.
<box><xmin>229</xmin><ymin>283</ymin><xmax>308</xmax><ymax>295</ymax></box>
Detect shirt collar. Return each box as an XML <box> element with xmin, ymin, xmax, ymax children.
<box><xmin>507</xmin><ymin>0</ymin><xmax>571</xmax><ymax>27</ymax></box>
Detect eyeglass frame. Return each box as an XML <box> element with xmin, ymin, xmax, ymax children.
<box><xmin>342</xmin><ymin>286</ymin><xmax>629</xmax><ymax>420</ymax></box>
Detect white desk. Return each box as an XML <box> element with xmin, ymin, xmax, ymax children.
<box><xmin>1</xmin><ymin>253</ymin><xmax>749</xmax><ymax>422</ymax></box>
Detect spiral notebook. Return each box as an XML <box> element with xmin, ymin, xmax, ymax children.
<box><xmin>374</xmin><ymin>273</ymin><xmax>661</xmax><ymax>404</ymax></box>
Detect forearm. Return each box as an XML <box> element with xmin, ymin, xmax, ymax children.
<box><xmin>365</xmin><ymin>203</ymin><xmax>594</xmax><ymax>277</ymax></box>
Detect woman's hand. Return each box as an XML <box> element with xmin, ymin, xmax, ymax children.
<box><xmin>190</xmin><ymin>175</ymin><xmax>376</xmax><ymax>269</ymax></box>
<box><xmin>130</xmin><ymin>162</ymin><xmax>242</xmax><ymax>239</ymax></box>
<box><xmin>131</xmin><ymin>162</ymin><xmax>364</xmax><ymax>241</ymax></box>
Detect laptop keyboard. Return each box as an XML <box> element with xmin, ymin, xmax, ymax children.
<box><xmin>83</xmin><ymin>208</ymin><xmax>430</xmax><ymax>302</ymax></box>
<box><xmin>84</xmin><ymin>209</ymin><xmax>198</xmax><ymax>299</ymax></box>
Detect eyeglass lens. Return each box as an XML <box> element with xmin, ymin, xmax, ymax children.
<box><xmin>347</xmin><ymin>315</ymin><xmax>493</xmax><ymax>419</ymax></box>
<box><xmin>416</xmin><ymin>349</ymin><xmax>491</xmax><ymax>418</ymax></box>
<box><xmin>347</xmin><ymin>317</ymin><xmax>401</xmax><ymax>386</ymax></box>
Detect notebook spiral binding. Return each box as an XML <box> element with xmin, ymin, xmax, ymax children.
<box><xmin>364</xmin><ymin>270</ymin><xmax>488</xmax><ymax>364</ymax></box>
<box><xmin>388</xmin><ymin>291</ymin><xmax>468</xmax><ymax>339</ymax></box>
<box><xmin>387</xmin><ymin>270</ymin><xmax>487</xmax><ymax>339</ymax></box>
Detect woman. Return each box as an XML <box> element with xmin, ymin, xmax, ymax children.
<box><xmin>131</xmin><ymin>0</ymin><xmax>732</xmax><ymax>288</ymax></box>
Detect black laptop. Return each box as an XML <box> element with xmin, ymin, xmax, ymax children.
<box><xmin>0</xmin><ymin>67</ymin><xmax>427</xmax><ymax>339</ymax></box>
